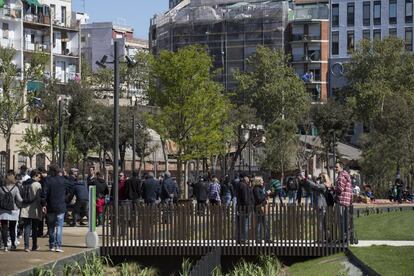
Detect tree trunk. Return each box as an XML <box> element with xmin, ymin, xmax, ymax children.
<box><xmin>29</xmin><ymin>156</ymin><xmax>33</xmax><ymax>168</ymax></box>
<box><xmin>50</xmin><ymin>126</ymin><xmax>57</xmax><ymax>164</ymax></box>
<box><xmin>103</xmin><ymin>150</ymin><xmax>108</xmax><ymax>183</ymax></box>
<box><xmin>138</xmin><ymin>154</ymin><xmax>143</xmax><ymax>178</ymax></box>
<box><xmin>5</xmin><ymin>135</ymin><xmax>11</xmax><ymax>171</ymax></box>
<box><xmin>183</xmin><ymin>160</ymin><xmax>188</xmax><ymax>199</ymax></box>
<box><xmin>177</xmin><ymin>152</ymin><xmax>183</xmax><ymax>189</ymax></box>
<box><xmin>161</xmin><ymin>138</ymin><xmax>169</xmax><ymax>173</ymax></box>
<box><xmin>119</xmin><ymin>143</ymin><xmax>126</xmax><ymax>173</ymax></box>
<box><xmin>82</xmin><ymin>154</ymin><xmax>87</xmax><ymax>181</ymax></box>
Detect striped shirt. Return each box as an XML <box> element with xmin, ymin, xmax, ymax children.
<box><xmin>208</xmin><ymin>182</ymin><xmax>221</xmax><ymax>202</ymax></box>
<box><xmin>335</xmin><ymin>170</ymin><xmax>353</xmax><ymax>207</ymax></box>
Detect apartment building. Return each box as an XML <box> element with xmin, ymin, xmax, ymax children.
<box><xmin>0</xmin><ymin>0</ymin><xmax>81</xmax><ymax>173</ymax></box>
<box><xmin>150</xmin><ymin>0</ymin><xmax>289</xmax><ymax>91</ymax></box>
<box><xmin>288</xmin><ymin>2</ymin><xmax>330</xmax><ymax>102</ymax></box>
<box><xmin>330</xmin><ymin>0</ymin><xmax>414</xmax><ymax>93</ymax></box>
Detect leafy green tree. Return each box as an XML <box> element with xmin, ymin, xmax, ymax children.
<box><xmin>18</xmin><ymin>124</ymin><xmax>49</xmax><ymax>167</ymax></box>
<box><xmin>147</xmin><ymin>45</ymin><xmax>231</xmax><ymax>185</ymax></box>
<box><xmin>261</xmin><ymin>119</ymin><xmax>298</xmax><ymax>181</ymax></box>
<box><xmin>346</xmin><ymin>37</ymin><xmax>414</xmax><ymax>186</ymax></box>
<box><xmin>235</xmin><ymin>46</ymin><xmax>309</xmax><ymax>126</ymax></box>
<box><xmin>311</xmin><ymin>99</ymin><xmax>352</xmax><ymax>172</ymax></box>
<box><xmin>0</xmin><ymin>47</ymin><xmax>48</xmax><ymax>169</ymax></box>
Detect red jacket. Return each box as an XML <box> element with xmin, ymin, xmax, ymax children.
<box><xmin>335</xmin><ymin>170</ymin><xmax>353</xmax><ymax>207</ymax></box>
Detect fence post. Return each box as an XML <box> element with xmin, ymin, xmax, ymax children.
<box><xmin>86</xmin><ymin>185</ymin><xmax>99</xmax><ymax>248</ymax></box>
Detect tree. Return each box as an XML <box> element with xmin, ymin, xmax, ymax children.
<box><xmin>234</xmin><ymin>46</ymin><xmax>309</xmax><ymax>177</ymax></box>
<box><xmin>18</xmin><ymin>124</ymin><xmax>49</xmax><ymax>167</ymax></box>
<box><xmin>0</xmin><ymin>46</ymin><xmax>48</xmax><ymax>170</ymax></box>
<box><xmin>311</xmin><ymin>99</ymin><xmax>352</xmax><ymax>172</ymax></box>
<box><xmin>147</xmin><ymin>45</ymin><xmax>231</xmax><ymax>186</ymax></box>
<box><xmin>235</xmin><ymin>46</ymin><xmax>309</xmax><ymax>126</ymax></box>
<box><xmin>345</xmin><ymin>37</ymin><xmax>414</xmax><ymax>186</ymax></box>
<box><xmin>261</xmin><ymin>119</ymin><xmax>298</xmax><ymax>181</ymax></box>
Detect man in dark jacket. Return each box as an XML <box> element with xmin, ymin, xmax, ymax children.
<box><xmin>162</xmin><ymin>172</ymin><xmax>179</xmax><ymax>203</ymax></box>
<box><xmin>193</xmin><ymin>176</ymin><xmax>209</xmax><ymax>214</ymax></box>
<box><xmin>141</xmin><ymin>172</ymin><xmax>160</xmax><ymax>205</ymax></box>
<box><xmin>69</xmin><ymin>168</ymin><xmax>89</xmax><ymax>227</ymax></box>
<box><xmin>92</xmin><ymin>172</ymin><xmax>109</xmax><ymax>226</ymax></box>
<box><xmin>236</xmin><ymin>173</ymin><xmax>253</xmax><ymax>243</ymax></box>
<box><xmin>125</xmin><ymin>170</ymin><xmax>142</xmax><ymax>203</ymax></box>
<box><xmin>41</xmin><ymin>165</ymin><xmax>73</xmax><ymax>252</ymax></box>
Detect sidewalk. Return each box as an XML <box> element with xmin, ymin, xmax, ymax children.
<box><xmin>0</xmin><ymin>226</ymin><xmax>101</xmax><ymax>276</ymax></box>
<box><xmin>353</xmin><ymin>240</ymin><xmax>414</xmax><ymax>247</ymax></box>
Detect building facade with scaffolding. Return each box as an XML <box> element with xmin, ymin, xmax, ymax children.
<box><xmin>150</xmin><ymin>0</ymin><xmax>289</xmax><ymax>91</ymax></box>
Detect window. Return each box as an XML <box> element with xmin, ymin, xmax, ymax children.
<box><xmin>332</xmin><ymin>4</ymin><xmax>339</xmax><ymax>27</ymax></box>
<box><xmin>332</xmin><ymin>31</ymin><xmax>339</xmax><ymax>55</ymax></box>
<box><xmin>2</xmin><ymin>23</ymin><xmax>8</xmax><ymax>39</ymax></box>
<box><xmin>363</xmin><ymin>2</ymin><xmax>371</xmax><ymax>26</ymax></box>
<box><xmin>389</xmin><ymin>0</ymin><xmax>397</xmax><ymax>24</ymax></box>
<box><xmin>363</xmin><ymin>29</ymin><xmax>371</xmax><ymax>40</ymax></box>
<box><xmin>347</xmin><ymin>3</ymin><xmax>355</xmax><ymax>26</ymax></box>
<box><xmin>374</xmin><ymin>29</ymin><xmax>381</xmax><ymax>40</ymax></box>
<box><xmin>406</xmin><ymin>0</ymin><xmax>413</xmax><ymax>23</ymax></box>
<box><xmin>50</xmin><ymin>4</ymin><xmax>56</xmax><ymax>20</ymax></box>
<box><xmin>18</xmin><ymin>154</ymin><xmax>27</xmax><ymax>168</ymax></box>
<box><xmin>389</xmin><ymin>28</ymin><xmax>397</xmax><ymax>37</ymax></box>
<box><xmin>61</xmin><ymin>6</ymin><xmax>67</xmax><ymax>25</ymax></box>
<box><xmin>347</xmin><ymin>31</ymin><xmax>355</xmax><ymax>53</ymax></box>
<box><xmin>0</xmin><ymin>152</ymin><xmax>5</xmax><ymax>176</ymax></box>
<box><xmin>406</xmin><ymin>27</ymin><xmax>413</xmax><ymax>51</ymax></box>
<box><xmin>374</xmin><ymin>1</ymin><xmax>381</xmax><ymax>25</ymax></box>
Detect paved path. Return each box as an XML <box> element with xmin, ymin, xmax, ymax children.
<box><xmin>0</xmin><ymin>226</ymin><xmax>101</xmax><ymax>276</ymax></box>
<box><xmin>353</xmin><ymin>240</ymin><xmax>414</xmax><ymax>247</ymax></box>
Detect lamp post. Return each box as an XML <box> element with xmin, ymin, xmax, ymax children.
<box><xmin>132</xmin><ymin>113</ymin><xmax>136</xmax><ymax>172</ymax></box>
<box><xmin>58</xmin><ymin>97</ymin><xmax>63</xmax><ymax>168</ymax></box>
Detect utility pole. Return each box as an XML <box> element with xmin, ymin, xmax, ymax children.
<box><xmin>113</xmin><ymin>40</ymin><xmax>120</xmax><ymax>237</ymax></box>
<box><xmin>58</xmin><ymin>98</ymin><xmax>63</xmax><ymax>168</ymax></box>
<box><xmin>132</xmin><ymin>114</ymin><xmax>136</xmax><ymax>172</ymax></box>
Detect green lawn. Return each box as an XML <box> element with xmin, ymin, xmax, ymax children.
<box><xmin>288</xmin><ymin>253</ymin><xmax>349</xmax><ymax>276</ymax></box>
<box><xmin>355</xmin><ymin>211</ymin><xmax>414</xmax><ymax>240</ymax></box>
<box><xmin>350</xmin><ymin>246</ymin><xmax>414</xmax><ymax>276</ymax></box>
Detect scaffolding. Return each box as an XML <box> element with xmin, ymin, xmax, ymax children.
<box><xmin>150</xmin><ymin>0</ymin><xmax>289</xmax><ymax>90</ymax></box>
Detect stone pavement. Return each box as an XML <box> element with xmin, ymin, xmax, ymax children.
<box><xmin>353</xmin><ymin>240</ymin><xmax>414</xmax><ymax>247</ymax></box>
<box><xmin>0</xmin><ymin>226</ymin><xmax>101</xmax><ymax>276</ymax></box>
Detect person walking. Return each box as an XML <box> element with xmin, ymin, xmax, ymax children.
<box><xmin>253</xmin><ymin>176</ymin><xmax>271</xmax><ymax>243</ymax></box>
<box><xmin>0</xmin><ymin>171</ymin><xmax>23</xmax><ymax>251</ymax></box>
<box><xmin>20</xmin><ymin>169</ymin><xmax>42</xmax><ymax>252</ymax></box>
<box><xmin>208</xmin><ymin>177</ymin><xmax>221</xmax><ymax>205</ymax></box>
<box><xmin>334</xmin><ymin>162</ymin><xmax>353</xmax><ymax>242</ymax></box>
<box><xmin>41</xmin><ymin>165</ymin><xmax>73</xmax><ymax>252</ymax></box>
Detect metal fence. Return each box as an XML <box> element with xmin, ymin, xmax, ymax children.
<box><xmin>101</xmin><ymin>203</ymin><xmax>354</xmax><ymax>257</ymax></box>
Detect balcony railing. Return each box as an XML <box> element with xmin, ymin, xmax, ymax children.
<box><xmin>291</xmin><ymin>34</ymin><xmax>322</xmax><ymax>41</ymax></box>
<box><xmin>0</xmin><ymin>7</ymin><xmax>22</xmax><ymax>20</ymax></box>
<box><xmin>0</xmin><ymin>38</ymin><xmax>21</xmax><ymax>49</ymax></box>
<box><xmin>24</xmin><ymin>13</ymin><xmax>51</xmax><ymax>25</ymax></box>
<box><xmin>24</xmin><ymin>42</ymin><xmax>50</xmax><ymax>53</ymax></box>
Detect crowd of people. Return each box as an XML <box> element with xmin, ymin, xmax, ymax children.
<box><xmin>0</xmin><ymin>161</ymin><xmax>357</xmax><ymax>251</ymax></box>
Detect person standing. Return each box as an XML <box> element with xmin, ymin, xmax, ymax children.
<box><xmin>286</xmin><ymin>175</ymin><xmax>298</xmax><ymax>204</ymax></box>
<box><xmin>86</xmin><ymin>167</ymin><xmax>96</xmax><ymax>187</ymax></box>
<box><xmin>41</xmin><ymin>165</ymin><xmax>73</xmax><ymax>252</ymax></box>
<box><xmin>0</xmin><ymin>171</ymin><xmax>23</xmax><ymax>251</ymax></box>
<box><xmin>20</xmin><ymin>169</ymin><xmax>42</xmax><ymax>252</ymax></box>
<box><xmin>36</xmin><ymin>167</ymin><xmax>48</xmax><ymax>238</ymax></box>
<box><xmin>208</xmin><ymin>177</ymin><xmax>221</xmax><ymax>205</ymax></box>
<box><xmin>193</xmin><ymin>176</ymin><xmax>209</xmax><ymax>214</ymax></box>
<box><xmin>334</xmin><ymin>162</ymin><xmax>353</xmax><ymax>242</ymax></box>
<box><xmin>19</xmin><ymin>165</ymin><xmax>31</xmax><ymax>183</ymax></box>
<box><xmin>253</xmin><ymin>176</ymin><xmax>271</xmax><ymax>243</ymax></box>
<box><xmin>268</xmin><ymin>175</ymin><xmax>283</xmax><ymax>205</ymax></box>
<box><xmin>236</xmin><ymin>173</ymin><xmax>253</xmax><ymax>243</ymax></box>
<box><xmin>141</xmin><ymin>172</ymin><xmax>160</xmax><ymax>205</ymax></box>
<box><xmin>70</xmin><ymin>177</ymin><xmax>89</xmax><ymax>226</ymax></box>
<box><xmin>125</xmin><ymin>170</ymin><xmax>142</xmax><ymax>203</ymax></box>
<box><xmin>118</xmin><ymin>172</ymin><xmax>127</xmax><ymax>201</ymax></box>
<box><xmin>220</xmin><ymin>175</ymin><xmax>233</xmax><ymax>207</ymax></box>
<box><xmin>93</xmin><ymin>172</ymin><xmax>109</xmax><ymax>226</ymax></box>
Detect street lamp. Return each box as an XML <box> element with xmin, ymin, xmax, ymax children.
<box><xmin>96</xmin><ymin>40</ymin><xmax>136</xmax><ymax>237</ymax></box>
<box><xmin>57</xmin><ymin>95</ymin><xmax>71</xmax><ymax>169</ymax></box>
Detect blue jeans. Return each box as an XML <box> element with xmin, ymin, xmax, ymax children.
<box><xmin>223</xmin><ymin>192</ymin><xmax>232</xmax><ymax>207</ymax></box>
<box><xmin>288</xmin><ymin>190</ymin><xmax>297</xmax><ymax>204</ymax></box>
<box><xmin>47</xmin><ymin>213</ymin><xmax>65</xmax><ymax>250</ymax></box>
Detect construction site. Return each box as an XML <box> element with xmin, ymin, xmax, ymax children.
<box><xmin>149</xmin><ymin>0</ymin><xmax>289</xmax><ymax>90</ymax></box>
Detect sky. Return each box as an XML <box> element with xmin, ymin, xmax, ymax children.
<box><xmin>72</xmin><ymin>1</ymin><xmax>168</xmax><ymax>40</ymax></box>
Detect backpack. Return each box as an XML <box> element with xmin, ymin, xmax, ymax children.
<box><xmin>324</xmin><ymin>189</ymin><xmax>335</xmax><ymax>207</ymax></box>
<box><xmin>287</xmin><ymin>177</ymin><xmax>298</xmax><ymax>191</ymax></box>
<box><xmin>21</xmin><ymin>181</ymin><xmax>36</xmax><ymax>204</ymax></box>
<box><xmin>0</xmin><ymin>186</ymin><xmax>16</xmax><ymax>211</ymax></box>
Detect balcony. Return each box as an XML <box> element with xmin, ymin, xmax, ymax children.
<box><xmin>24</xmin><ymin>41</ymin><xmax>50</xmax><ymax>53</ymax></box>
<box><xmin>292</xmin><ymin>51</ymin><xmax>321</xmax><ymax>63</ymax></box>
<box><xmin>24</xmin><ymin>13</ymin><xmax>51</xmax><ymax>26</ymax></box>
<box><xmin>291</xmin><ymin>5</ymin><xmax>329</xmax><ymax>21</ymax></box>
<box><xmin>291</xmin><ymin>34</ymin><xmax>322</xmax><ymax>42</ymax></box>
<box><xmin>54</xmin><ymin>47</ymin><xmax>79</xmax><ymax>58</ymax></box>
<box><xmin>52</xmin><ymin>18</ymin><xmax>80</xmax><ymax>31</ymax></box>
<box><xmin>0</xmin><ymin>38</ymin><xmax>21</xmax><ymax>49</ymax></box>
<box><xmin>0</xmin><ymin>7</ymin><xmax>22</xmax><ymax>21</ymax></box>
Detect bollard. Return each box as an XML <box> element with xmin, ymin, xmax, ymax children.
<box><xmin>86</xmin><ymin>185</ymin><xmax>99</xmax><ymax>248</ymax></box>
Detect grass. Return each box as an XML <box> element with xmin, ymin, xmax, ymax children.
<box><xmin>287</xmin><ymin>253</ymin><xmax>348</xmax><ymax>276</ymax></box>
<box><xmin>350</xmin><ymin>246</ymin><xmax>414</xmax><ymax>276</ymax></box>
<box><xmin>354</xmin><ymin>211</ymin><xmax>414</xmax><ymax>240</ymax></box>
